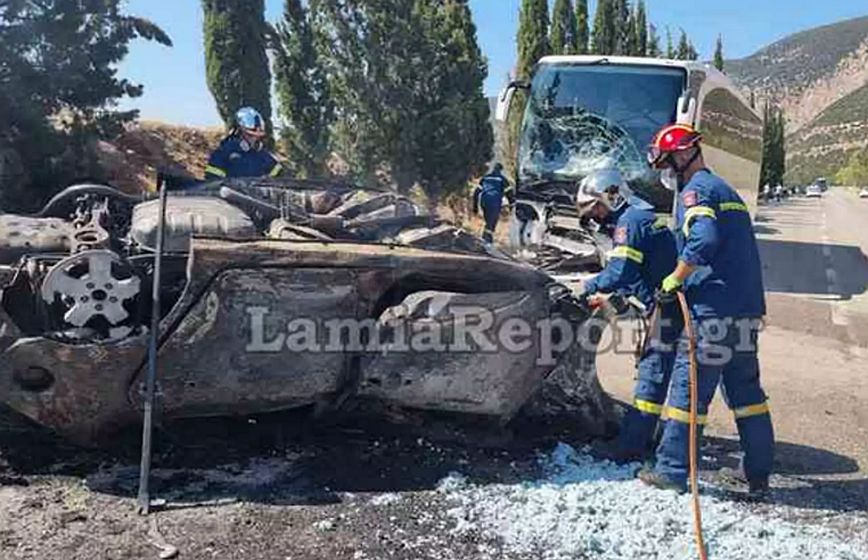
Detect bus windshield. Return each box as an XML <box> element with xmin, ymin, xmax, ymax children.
<box><xmin>518</xmin><ymin>63</ymin><xmax>685</xmax><ymax>204</ymax></box>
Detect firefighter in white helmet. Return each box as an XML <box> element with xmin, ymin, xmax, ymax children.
<box><xmin>578</xmin><ymin>168</ymin><xmax>682</xmax><ymax>463</ymax></box>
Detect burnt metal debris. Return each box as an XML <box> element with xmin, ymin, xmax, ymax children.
<box><xmin>0</xmin><ymin>177</ymin><xmax>613</xmax><ymax>444</ymax></box>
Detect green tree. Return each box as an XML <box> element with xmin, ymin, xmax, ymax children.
<box><xmin>575</xmin><ymin>0</ymin><xmax>589</xmax><ymax>54</ymax></box>
<box><xmin>760</xmin><ymin>101</ymin><xmax>772</xmax><ymax>186</ymax></box>
<box><xmin>612</xmin><ymin>0</ymin><xmax>631</xmax><ymax>55</ymax></box>
<box><xmin>517</xmin><ymin>0</ymin><xmax>550</xmax><ymax>79</ymax></box>
<box><xmin>633</xmin><ymin>0</ymin><xmax>648</xmax><ymax>56</ymax></box>
<box><xmin>202</xmin><ymin>0</ymin><xmax>272</xmax><ymax>133</ymax></box>
<box><xmin>414</xmin><ymin>0</ymin><xmax>494</xmax><ymax>198</ymax></box>
<box><xmin>313</xmin><ymin>0</ymin><xmax>492</xmax><ymax>198</ymax></box>
<box><xmin>676</xmin><ymin>29</ymin><xmax>690</xmax><ymax>59</ymax></box>
<box><xmin>591</xmin><ymin>0</ymin><xmax>616</xmax><ymax>55</ymax></box>
<box><xmin>665</xmin><ymin>27</ymin><xmax>674</xmax><ymax>58</ymax></box>
<box><xmin>835</xmin><ymin>150</ymin><xmax>868</xmax><ymax>186</ymax></box>
<box><xmin>760</xmin><ymin>102</ymin><xmax>787</xmax><ymax>188</ymax></box>
<box><xmin>551</xmin><ymin>0</ymin><xmax>578</xmax><ymax>55</ymax></box>
<box><xmin>774</xmin><ymin>109</ymin><xmax>787</xmax><ymax>185</ymax></box>
<box><xmin>647</xmin><ymin>23</ymin><xmax>661</xmax><ymax>57</ymax></box>
<box><xmin>0</xmin><ymin>0</ymin><xmax>171</xmax><ymax>211</ymax></box>
<box><xmin>713</xmin><ymin>34</ymin><xmax>725</xmax><ymax>71</ymax></box>
<box><xmin>687</xmin><ymin>39</ymin><xmax>699</xmax><ymax>61</ymax></box>
<box><xmin>273</xmin><ymin>0</ymin><xmax>332</xmax><ymax>177</ymax></box>
<box><xmin>506</xmin><ymin>0</ymin><xmax>549</xmax><ymax>176</ymax></box>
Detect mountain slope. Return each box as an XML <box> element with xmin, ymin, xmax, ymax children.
<box><xmin>786</xmin><ymin>83</ymin><xmax>868</xmax><ymax>184</ymax></box>
<box><xmin>727</xmin><ymin>16</ymin><xmax>868</xmax><ymax>183</ymax></box>
<box><xmin>727</xmin><ymin>16</ymin><xmax>868</xmax><ymax>133</ymax></box>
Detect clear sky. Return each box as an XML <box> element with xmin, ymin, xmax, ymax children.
<box><xmin>117</xmin><ymin>0</ymin><xmax>868</xmax><ymax>127</ymax></box>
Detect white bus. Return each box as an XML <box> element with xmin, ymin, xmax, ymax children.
<box><xmin>496</xmin><ymin>56</ymin><xmax>763</xmax><ymax>277</ymax></box>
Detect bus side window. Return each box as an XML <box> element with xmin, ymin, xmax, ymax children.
<box><xmin>700</xmin><ymin>88</ymin><xmax>763</xmax><ymax>164</ymax></box>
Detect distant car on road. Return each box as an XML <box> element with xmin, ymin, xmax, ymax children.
<box><xmin>806</xmin><ymin>185</ymin><xmax>824</xmax><ymax>198</ymax></box>
<box><xmin>859</xmin><ymin>187</ymin><xmax>868</xmax><ymax>199</ymax></box>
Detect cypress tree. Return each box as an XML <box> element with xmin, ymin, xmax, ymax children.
<box><xmin>551</xmin><ymin>0</ymin><xmax>579</xmax><ymax>55</ymax></box>
<box><xmin>415</xmin><ymin>0</ymin><xmax>494</xmax><ymax>198</ymax></box>
<box><xmin>665</xmin><ymin>27</ymin><xmax>674</xmax><ymax>59</ymax></box>
<box><xmin>313</xmin><ymin>0</ymin><xmax>491</xmax><ymax>197</ymax></box>
<box><xmin>774</xmin><ymin>109</ymin><xmax>787</xmax><ymax>186</ymax></box>
<box><xmin>634</xmin><ymin>1</ymin><xmax>648</xmax><ymax>56</ymax></box>
<box><xmin>517</xmin><ymin>0</ymin><xmax>550</xmax><ymax>79</ymax></box>
<box><xmin>273</xmin><ymin>0</ymin><xmax>332</xmax><ymax>177</ymax></box>
<box><xmin>591</xmin><ymin>0</ymin><xmax>616</xmax><ymax>55</ymax></box>
<box><xmin>313</xmin><ymin>0</ymin><xmax>416</xmax><ymax>186</ymax></box>
<box><xmin>676</xmin><ymin>29</ymin><xmax>690</xmax><ymax>60</ymax></box>
<box><xmin>625</xmin><ymin>11</ymin><xmax>638</xmax><ymax>56</ymax></box>
<box><xmin>647</xmin><ymin>23</ymin><xmax>661</xmax><ymax>57</ymax></box>
<box><xmin>713</xmin><ymin>34</ymin><xmax>725</xmax><ymax>71</ymax></box>
<box><xmin>687</xmin><ymin>39</ymin><xmax>699</xmax><ymax>61</ymax></box>
<box><xmin>760</xmin><ymin>100</ymin><xmax>787</xmax><ymax>188</ymax></box>
<box><xmin>202</xmin><ymin>0</ymin><xmax>273</xmax><ymax>133</ymax></box>
<box><xmin>576</xmin><ymin>0</ymin><xmax>590</xmax><ymax>54</ymax></box>
<box><xmin>612</xmin><ymin>0</ymin><xmax>631</xmax><ymax>55</ymax></box>
<box><xmin>507</xmin><ymin>0</ymin><xmax>549</xmax><ymax>177</ymax></box>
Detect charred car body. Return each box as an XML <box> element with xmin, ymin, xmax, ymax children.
<box><xmin>0</xmin><ymin>178</ymin><xmax>611</xmax><ymax>443</ymax></box>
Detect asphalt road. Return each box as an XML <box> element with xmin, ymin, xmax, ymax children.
<box><xmin>600</xmin><ymin>187</ymin><xmax>868</xmax><ymax>507</ymax></box>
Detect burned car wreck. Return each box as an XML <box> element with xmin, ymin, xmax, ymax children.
<box><xmin>0</xmin><ymin>178</ymin><xmax>613</xmax><ymax>444</ymax></box>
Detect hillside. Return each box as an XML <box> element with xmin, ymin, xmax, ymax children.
<box><xmin>95</xmin><ymin>121</ymin><xmax>223</xmax><ymax>193</ymax></box>
<box><xmin>786</xmin><ymin>83</ymin><xmax>868</xmax><ymax>184</ymax></box>
<box><xmin>727</xmin><ymin>15</ymin><xmax>868</xmax><ymax>184</ymax></box>
<box><xmin>727</xmin><ymin>16</ymin><xmax>868</xmax><ymax>133</ymax></box>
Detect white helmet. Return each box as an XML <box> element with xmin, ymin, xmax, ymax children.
<box><xmin>235</xmin><ymin>106</ymin><xmax>267</xmax><ymax>138</ymax></box>
<box><xmin>576</xmin><ymin>168</ymin><xmax>632</xmax><ymax>212</ymax></box>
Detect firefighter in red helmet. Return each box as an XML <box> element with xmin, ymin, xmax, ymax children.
<box><xmin>638</xmin><ymin>123</ymin><xmax>774</xmax><ymax>501</ymax></box>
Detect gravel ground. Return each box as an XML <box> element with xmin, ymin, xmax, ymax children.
<box><xmin>441</xmin><ymin>443</ymin><xmax>868</xmax><ymax>560</ymax></box>
<box><xmin>2</xmin><ymin>417</ymin><xmax>867</xmax><ymax>560</ymax></box>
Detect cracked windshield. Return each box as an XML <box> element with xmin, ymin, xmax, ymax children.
<box><xmin>519</xmin><ymin>64</ymin><xmax>684</xmax><ymax>204</ymax></box>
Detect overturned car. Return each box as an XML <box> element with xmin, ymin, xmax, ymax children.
<box><xmin>0</xmin><ymin>178</ymin><xmax>613</xmax><ymax>444</ymax></box>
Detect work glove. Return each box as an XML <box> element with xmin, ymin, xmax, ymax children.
<box><xmin>661</xmin><ymin>273</ymin><xmax>683</xmax><ymax>294</ymax></box>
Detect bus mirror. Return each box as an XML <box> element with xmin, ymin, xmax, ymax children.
<box><xmin>495</xmin><ymin>81</ymin><xmax>530</xmax><ymax>123</ymax></box>
<box><xmin>676</xmin><ymin>95</ymin><xmax>697</xmax><ymax>126</ymax></box>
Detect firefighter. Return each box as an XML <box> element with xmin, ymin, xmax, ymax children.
<box><xmin>577</xmin><ymin>168</ymin><xmax>682</xmax><ymax>463</ymax></box>
<box><xmin>473</xmin><ymin>163</ymin><xmax>514</xmax><ymax>243</ymax></box>
<box><xmin>205</xmin><ymin>107</ymin><xmax>283</xmax><ymax>180</ymax></box>
<box><xmin>640</xmin><ymin>123</ymin><xmax>774</xmax><ymax>500</ymax></box>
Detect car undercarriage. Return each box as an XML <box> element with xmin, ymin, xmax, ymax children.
<box><xmin>0</xmin><ymin>178</ymin><xmax>614</xmax><ymax>444</ymax></box>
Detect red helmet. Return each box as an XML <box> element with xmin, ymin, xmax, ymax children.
<box><xmin>647</xmin><ymin>124</ymin><xmax>702</xmax><ymax>168</ymax></box>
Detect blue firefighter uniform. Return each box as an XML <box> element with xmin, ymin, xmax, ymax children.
<box><xmin>653</xmin><ymin>169</ymin><xmax>774</xmax><ymax>490</ymax></box>
<box><xmin>473</xmin><ymin>171</ymin><xmax>513</xmax><ymax>242</ymax></box>
<box><xmin>583</xmin><ymin>196</ymin><xmax>681</xmax><ymax>457</ymax></box>
<box><xmin>205</xmin><ymin>136</ymin><xmax>283</xmax><ymax>180</ymax></box>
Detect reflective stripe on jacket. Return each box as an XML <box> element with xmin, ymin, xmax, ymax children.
<box><xmin>205</xmin><ymin>136</ymin><xmax>281</xmax><ymax>179</ymax></box>
<box><xmin>584</xmin><ymin>196</ymin><xmax>678</xmax><ymax>310</ymax></box>
<box><xmin>675</xmin><ymin>169</ymin><xmax>766</xmax><ymax>318</ymax></box>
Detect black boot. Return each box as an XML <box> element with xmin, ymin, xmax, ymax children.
<box><xmin>637</xmin><ymin>466</ymin><xmax>687</xmax><ymax>494</ymax></box>
<box><xmin>747</xmin><ymin>478</ymin><xmax>771</xmax><ymax>503</ymax></box>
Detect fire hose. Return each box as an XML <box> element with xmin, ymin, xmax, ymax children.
<box><xmin>676</xmin><ymin>290</ymin><xmax>708</xmax><ymax>560</ymax></box>
<box><xmin>635</xmin><ymin>291</ymin><xmax>708</xmax><ymax>560</ymax></box>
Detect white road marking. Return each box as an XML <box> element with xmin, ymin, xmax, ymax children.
<box><xmin>820</xmin><ymin>205</ymin><xmax>852</xmax><ymax>327</ymax></box>
<box><xmin>831</xmin><ymin>308</ymin><xmax>851</xmax><ymax>327</ymax></box>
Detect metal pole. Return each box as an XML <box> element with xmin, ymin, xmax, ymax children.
<box><xmin>137</xmin><ymin>182</ymin><xmax>169</xmax><ymax>515</ymax></box>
